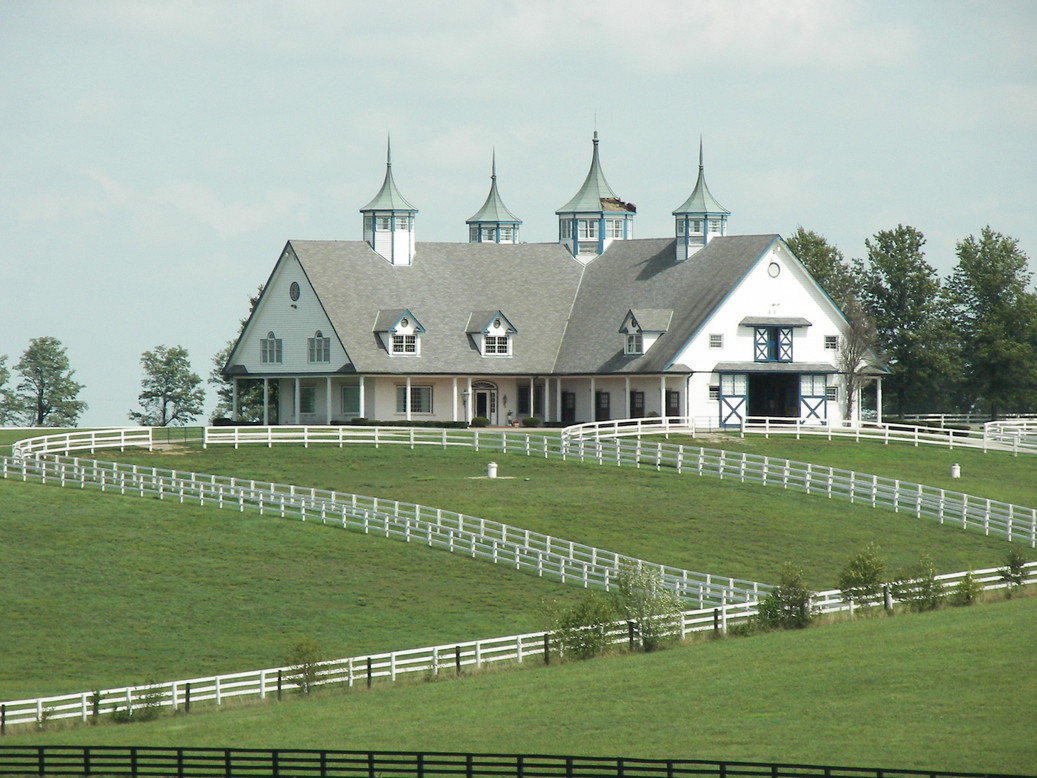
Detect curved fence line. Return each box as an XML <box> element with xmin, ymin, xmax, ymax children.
<box><xmin>1</xmin><ymin>561</ymin><xmax>1032</xmax><ymax>732</ymax></box>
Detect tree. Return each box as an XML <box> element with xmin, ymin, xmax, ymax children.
<box><xmin>946</xmin><ymin>228</ymin><xmax>1037</xmax><ymax>417</ymax></box>
<box><xmin>129</xmin><ymin>345</ymin><xmax>205</xmax><ymax>427</ymax></box>
<box><xmin>855</xmin><ymin>225</ymin><xmax>961</xmax><ymax>415</ymax></box>
<box><xmin>755</xmin><ymin>562</ymin><xmax>814</xmax><ymax>630</ymax></box>
<box><xmin>837</xmin><ymin>295</ymin><xmax>879</xmax><ymax>424</ymax></box>
<box><xmin>610</xmin><ymin>566</ymin><xmax>683</xmax><ymax>652</ymax></box>
<box><xmin>549</xmin><ymin>591</ymin><xmax>619</xmax><ymax>660</ymax></box>
<box><xmin>13</xmin><ymin>336</ymin><xmax>87</xmax><ymax>426</ymax></box>
<box><xmin>786</xmin><ymin>227</ymin><xmax>858</xmax><ymax>310</ymax></box>
<box><xmin>209</xmin><ymin>286</ymin><xmax>272</xmax><ymax>423</ymax></box>
<box><xmin>0</xmin><ymin>354</ymin><xmax>22</xmax><ymax>425</ymax></box>
<box><xmin>837</xmin><ymin>542</ymin><xmax>886</xmax><ymax>609</ymax></box>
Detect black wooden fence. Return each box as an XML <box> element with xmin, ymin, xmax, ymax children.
<box><xmin>0</xmin><ymin>748</ymin><xmax>1030</xmax><ymax>778</ymax></box>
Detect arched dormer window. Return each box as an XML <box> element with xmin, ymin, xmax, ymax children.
<box><xmin>308</xmin><ymin>330</ymin><xmax>330</xmax><ymax>363</ymax></box>
<box><xmin>260</xmin><ymin>331</ymin><xmax>283</xmax><ymax>364</ymax></box>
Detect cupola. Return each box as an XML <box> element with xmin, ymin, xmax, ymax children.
<box><xmin>672</xmin><ymin>139</ymin><xmax>729</xmax><ymax>262</ymax></box>
<box><xmin>556</xmin><ymin>132</ymin><xmax>636</xmax><ymax>262</ymax></box>
<box><xmin>360</xmin><ymin>137</ymin><xmax>418</xmax><ymax>266</ymax></box>
<box><xmin>467</xmin><ymin>152</ymin><xmax>522</xmax><ymax>244</ymax></box>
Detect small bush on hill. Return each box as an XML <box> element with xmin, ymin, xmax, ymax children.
<box><xmin>1000</xmin><ymin>547</ymin><xmax>1029</xmax><ymax>597</ymax></box>
<box><xmin>550</xmin><ymin>591</ymin><xmax>618</xmax><ymax>660</ymax></box>
<box><xmin>891</xmin><ymin>553</ymin><xmax>944</xmax><ymax>612</ymax></box>
<box><xmin>610</xmin><ymin>566</ymin><xmax>682</xmax><ymax>652</ymax></box>
<box><xmin>838</xmin><ymin>542</ymin><xmax>887</xmax><ymax>609</ymax></box>
<box><xmin>755</xmin><ymin>562</ymin><xmax>814</xmax><ymax>630</ymax></box>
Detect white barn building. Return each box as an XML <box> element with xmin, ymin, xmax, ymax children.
<box><xmin>223</xmin><ymin>135</ymin><xmax>884</xmax><ymax>427</ymax></box>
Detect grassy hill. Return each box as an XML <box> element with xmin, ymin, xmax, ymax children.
<box><xmin>2</xmin><ymin>430</ymin><xmax>1035</xmax><ymax>773</ymax></box>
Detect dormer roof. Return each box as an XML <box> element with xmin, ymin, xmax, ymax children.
<box><xmin>373</xmin><ymin>309</ymin><xmax>425</xmax><ymax>333</ymax></box>
<box><xmin>556</xmin><ymin>132</ymin><xmax>636</xmax><ymax>214</ymax></box>
<box><xmin>622</xmin><ymin>309</ymin><xmax>673</xmax><ymax>334</ymax></box>
<box><xmin>466</xmin><ymin>310</ymin><xmax>517</xmax><ymax>334</ymax></box>
<box><xmin>360</xmin><ymin>138</ymin><xmax>417</xmax><ymax>213</ymax></box>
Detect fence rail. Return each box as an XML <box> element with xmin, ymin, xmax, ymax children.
<box><xmin>3</xmin><ymin>747</ymin><xmax>1029</xmax><ymax>778</ymax></box>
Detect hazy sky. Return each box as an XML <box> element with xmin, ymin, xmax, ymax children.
<box><xmin>2</xmin><ymin>0</ymin><xmax>1035</xmax><ymax>427</ymax></box>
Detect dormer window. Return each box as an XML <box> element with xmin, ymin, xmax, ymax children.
<box><xmin>392</xmin><ymin>334</ymin><xmax>417</xmax><ymax>354</ymax></box>
<box><xmin>625</xmin><ymin>333</ymin><xmax>643</xmax><ymax>355</ymax></box>
<box><xmin>468</xmin><ymin>311</ymin><xmax>516</xmax><ymax>357</ymax></box>
<box><xmin>375</xmin><ymin>309</ymin><xmax>425</xmax><ymax>356</ymax></box>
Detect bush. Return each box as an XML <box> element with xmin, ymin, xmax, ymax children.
<box><xmin>521</xmin><ymin>417</ymin><xmax>542</xmax><ymax>427</ymax></box>
<box><xmin>469</xmin><ymin>416</ymin><xmax>490</xmax><ymax>427</ymax></box>
<box><xmin>838</xmin><ymin>542</ymin><xmax>886</xmax><ymax>609</ymax></box>
<box><xmin>891</xmin><ymin>553</ymin><xmax>944</xmax><ymax>612</ymax></box>
<box><xmin>952</xmin><ymin>571</ymin><xmax>982</xmax><ymax>607</ymax></box>
<box><xmin>1000</xmin><ymin>547</ymin><xmax>1029</xmax><ymax>597</ymax></box>
<box><xmin>551</xmin><ymin>592</ymin><xmax>619</xmax><ymax>660</ymax></box>
<box><xmin>755</xmin><ymin>562</ymin><xmax>814</xmax><ymax>630</ymax></box>
<box><xmin>610</xmin><ymin>566</ymin><xmax>683</xmax><ymax>652</ymax></box>
<box><xmin>284</xmin><ymin>637</ymin><xmax>324</xmax><ymax>694</ymax></box>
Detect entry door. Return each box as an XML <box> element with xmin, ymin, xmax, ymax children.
<box><xmin>595</xmin><ymin>391</ymin><xmax>611</xmax><ymax>421</ymax></box>
<box><xmin>475</xmin><ymin>388</ymin><xmax>497</xmax><ymax>424</ymax></box>
<box><xmin>561</xmin><ymin>392</ymin><xmax>577</xmax><ymax>425</ymax></box>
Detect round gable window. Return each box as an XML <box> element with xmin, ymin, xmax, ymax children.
<box><xmin>767</xmin><ymin>262</ymin><xmax>781</xmax><ymax>278</ymax></box>
<box><xmin>289</xmin><ymin>281</ymin><xmax>300</xmax><ymax>301</ymax></box>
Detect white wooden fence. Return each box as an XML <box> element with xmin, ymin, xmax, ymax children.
<box><xmin>2</xmin><ymin>561</ymin><xmax>1033</xmax><ymax>732</ymax></box>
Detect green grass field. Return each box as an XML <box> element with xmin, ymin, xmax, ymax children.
<box><xmin>5</xmin><ymin>596</ymin><xmax>1035</xmax><ymax>774</ymax></box>
<box><xmin>1</xmin><ymin>429</ymin><xmax>1035</xmax><ymax>773</ymax></box>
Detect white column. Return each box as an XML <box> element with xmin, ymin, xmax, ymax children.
<box><xmin>452</xmin><ymin>376</ymin><xmax>458</xmax><ymax>422</ymax></box>
<box><xmin>294</xmin><ymin>377</ymin><xmax>301</xmax><ymax>423</ymax></box>
<box><xmin>528</xmin><ymin>379</ymin><xmax>534</xmax><ymax>421</ymax></box>
<box><xmin>232</xmin><ymin>378</ymin><xmax>239</xmax><ymax>421</ymax></box>
<box><xmin>590</xmin><ymin>376</ymin><xmax>596</xmax><ymax>421</ymax></box>
<box><xmin>624</xmin><ymin>376</ymin><xmax>631</xmax><ymax>419</ymax></box>
<box><xmin>405</xmin><ymin>375</ymin><xmax>412</xmax><ymax>421</ymax></box>
<box><xmin>555</xmin><ymin>378</ymin><xmax>562</xmax><ymax>424</ymax></box>
<box><xmin>263</xmin><ymin>378</ymin><xmax>270</xmax><ymax>425</ymax></box>
<box><xmin>660</xmin><ymin>375</ymin><xmax>666</xmax><ymax>417</ymax></box>
<box><xmin>326</xmin><ymin>376</ymin><xmax>332</xmax><ymax>423</ymax></box>
<box><xmin>467</xmin><ymin>376</ymin><xmax>473</xmax><ymax>423</ymax></box>
<box><xmin>359</xmin><ymin>376</ymin><xmax>366</xmax><ymax>419</ymax></box>
<box><xmin>875</xmin><ymin>377</ymin><xmax>883</xmax><ymax>425</ymax></box>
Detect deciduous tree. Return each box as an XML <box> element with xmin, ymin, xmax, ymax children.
<box><xmin>946</xmin><ymin>227</ymin><xmax>1037</xmax><ymax>417</ymax></box>
<box><xmin>129</xmin><ymin>345</ymin><xmax>205</xmax><ymax>427</ymax></box>
<box><xmin>13</xmin><ymin>336</ymin><xmax>87</xmax><ymax>426</ymax></box>
<box><xmin>786</xmin><ymin>227</ymin><xmax>858</xmax><ymax>310</ymax></box>
<box><xmin>855</xmin><ymin>225</ymin><xmax>960</xmax><ymax>415</ymax></box>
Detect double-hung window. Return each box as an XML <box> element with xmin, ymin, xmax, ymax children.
<box><xmin>625</xmin><ymin>333</ymin><xmax>643</xmax><ymax>355</ymax></box>
<box><xmin>260</xmin><ymin>331</ymin><xmax>282</xmax><ymax>364</ymax></box>
<box><xmin>396</xmin><ymin>385</ymin><xmax>432</xmax><ymax>414</ymax></box>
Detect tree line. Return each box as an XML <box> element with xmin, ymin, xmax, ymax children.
<box><xmin>787</xmin><ymin>224</ymin><xmax>1036</xmax><ymax>418</ymax></box>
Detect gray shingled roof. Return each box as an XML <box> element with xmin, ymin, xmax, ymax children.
<box><xmin>554</xmin><ymin>235</ymin><xmax>780</xmax><ymax>374</ymax></box>
<box><xmin>292</xmin><ymin>240</ymin><xmax>582</xmax><ymax>375</ymax></box>
<box><xmin>284</xmin><ymin>234</ymin><xmax>780</xmax><ymax>378</ymax></box>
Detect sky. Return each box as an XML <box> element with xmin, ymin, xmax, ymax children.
<box><xmin>1</xmin><ymin>0</ymin><xmax>1035</xmax><ymax>427</ymax></box>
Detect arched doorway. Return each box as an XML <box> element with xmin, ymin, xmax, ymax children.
<box><xmin>472</xmin><ymin>381</ymin><xmax>498</xmax><ymax>425</ymax></box>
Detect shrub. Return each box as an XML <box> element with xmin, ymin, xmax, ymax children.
<box><xmin>755</xmin><ymin>562</ymin><xmax>814</xmax><ymax>630</ymax></box>
<box><xmin>551</xmin><ymin>592</ymin><xmax>619</xmax><ymax>660</ymax></box>
<box><xmin>891</xmin><ymin>553</ymin><xmax>944</xmax><ymax>612</ymax></box>
<box><xmin>284</xmin><ymin>637</ymin><xmax>325</xmax><ymax>694</ymax></box>
<box><xmin>469</xmin><ymin>416</ymin><xmax>490</xmax><ymax>427</ymax></box>
<box><xmin>999</xmin><ymin>547</ymin><xmax>1029</xmax><ymax>597</ymax></box>
<box><xmin>838</xmin><ymin>542</ymin><xmax>886</xmax><ymax>609</ymax></box>
<box><xmin>610</xmin><ymin>565</ymin><xmax>683</xmax><ymax>652</ymax></box>
<box><xmin>521</xmin><ymin>417</ymin><xmax>541</xmax><ymax>427</ymax></box>
<box><xmin>952</xmin><ymin>571</ymin><xmax>982</xmax><ymax>607</ymax></box>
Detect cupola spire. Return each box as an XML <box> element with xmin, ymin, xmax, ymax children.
<box><xmin>672</xmin><ymin>137</ymin><xmax>729</xmax><ymax>261</ymax></box>
<box><xmin>466</xmin><ymin>150</ymin><xmax>522</xmax><ymax>244</ymax></box>
<box><xmin>360</xmin><ymin>136</ymin><xmax>418</xmax><ymax>265</ymax></box>
<box><xmin>556</xmin><ymin>132</ymin><xmax>636</xmax><ymax>262</ymax></box>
